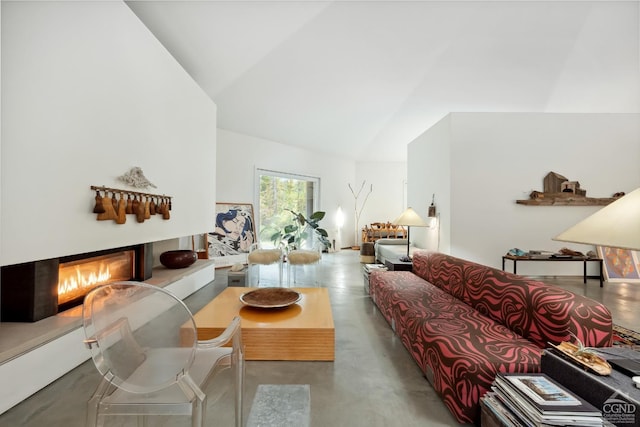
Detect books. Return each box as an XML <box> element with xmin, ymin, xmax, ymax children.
<box><xmin>528</xmin><ymin>250</ymin><xmax>555</xmax><ymax>258</ymax></box>
<box><xmin>483</xmin><ymin>391</ymin><xmax>527</xmax><ymax>427</ymax></box>
<box><xmin>364</xmin><ymin>264</ymin><xmax>388</xmax><ymax>273</ymax></box>
<box><xmin>505</xmin><ymin>375</ymin><xmax>581</xmax><ymax>406</ymax></box>
<box><xmin>487</xmin><ymin>373</ymin><xmax>603</xmax><ymax>427</ymax></box>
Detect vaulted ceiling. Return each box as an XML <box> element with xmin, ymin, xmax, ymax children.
<box><xmin>127</xmin><ymin>1</ymin><xmax>640</xmax><ymax>162</ymax></box>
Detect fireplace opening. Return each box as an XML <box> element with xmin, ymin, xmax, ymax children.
<box><xmin>57</xmin><ymin>250</ymin><xmax>135</xmax><ymax>312</ymax></box>
<box><xmin>1</xmin><ymin>243</ymin><xmax>153</xmax><ymax>322</ymax></box>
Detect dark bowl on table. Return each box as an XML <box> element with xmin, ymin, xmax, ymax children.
<box><xmin>160</xmin><ymin>250</ymin><xmax>198</xmax><ymax>269</ymax></box>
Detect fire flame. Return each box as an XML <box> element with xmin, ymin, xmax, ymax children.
<box><xmin>56</xmin><ymin>250</ymin><xmax>134</xmax><ymax>307</ymax></box>
<box><xmin>58</xmin><ymin>264</ymin><xmax>111</xmax><ymax>302</ymax></box>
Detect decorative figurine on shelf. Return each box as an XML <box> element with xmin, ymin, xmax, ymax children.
<box><xmin>118</xmin><ymin>166</ymin><xmax>157</xmax><ymax>189</ymax></box>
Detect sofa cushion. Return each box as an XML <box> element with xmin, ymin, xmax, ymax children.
<box><xmin>405</xmin><ymin>315</ymin><xmax>541</xmax><ymax>424</ymax></box>
<box><xmin>412</xmin><ymin>251</ymin><xmax>613</xmax><ymax>348</ymax></box>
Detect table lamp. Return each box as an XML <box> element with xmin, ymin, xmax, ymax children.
<box><xmin>393</xmin><ymin>207</ymin><xmax>428</xmax><ymax>262</ymax></box>
<box><xmin>553</xmin><ymin>187</ymin><xmax>640</xmax><ymax>251</ymax></box>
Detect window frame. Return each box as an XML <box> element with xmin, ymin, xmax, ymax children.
<box><xmin>254</xmin><ymin>167</ymin><xmax>321</xmax><ymax>245</ymax></box>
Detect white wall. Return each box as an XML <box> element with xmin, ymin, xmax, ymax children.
<box><xmin>355</xmin><ymin>162</ymin><xmax>407</xmax><ymax>242</ymax></box>
<box><xmin>216</xmin><ymin>128</ymin><xmax>356</xmax><ymax>248</ymax></box>
<box><xmin>409</xmin><ymin>113</ymin><xmax>640</xmax><ymax>275</ymax></box>
<box><xmin>408</xmin><ymin>116</ymin><xmax>451</xmax><ymax>253</ymax></box>
<box><xmin>1</xmin><ymin>1</ymin><xmax>217</xmax><ymax>266</ymax></box>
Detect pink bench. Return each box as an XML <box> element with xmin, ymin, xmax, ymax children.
<box><xmin>369</xmin><ymin>251</ymin><xmax>612</xmax><ymax>424</ymax></box>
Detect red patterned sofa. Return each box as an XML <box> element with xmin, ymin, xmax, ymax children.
<box><xmin>369</xmin><ymin>251</ymin><xmax>612</xmax><ymax>425</ymax></box>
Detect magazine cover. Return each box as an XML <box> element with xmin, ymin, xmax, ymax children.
<box><xmin>506</xmin><ymin>375</ymin><xmax>581</xmax><ymax>406</ymax></box>
<box><xmin>496</xmin><ymin>373</ymin><xmax>600</xmax><ymax>416</ymax></box>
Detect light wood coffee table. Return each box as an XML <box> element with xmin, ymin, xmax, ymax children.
<box><xmin>192</xmin><ymin>287</ymin><xmax>334</xmax><ymax>361</ymax></box>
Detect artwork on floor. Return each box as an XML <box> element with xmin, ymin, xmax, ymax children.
<box><xmin>597</xmin><ymin>246</ymin><xmax>640</xmax><ymax>283</ymax></box>
<box><xmin>209</xmin><ymin>203</ymin><xmax>256</xmax><ymax>266</ymax></box>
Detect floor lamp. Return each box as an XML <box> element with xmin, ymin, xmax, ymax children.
<box><xmin>553</xmin><ymin>187</ymin><xmax>640</xmax><ymax>252</ymax></box>
<box><xmin>393</xmin><ymin>207</ymin><xmax>428</xmax><ymax>262</ymax></box>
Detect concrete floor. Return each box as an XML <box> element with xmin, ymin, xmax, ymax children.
<box><xmin>1</xmin><ymin>250</ymin><xmax>638</xmax><ymax>427</ymax></box>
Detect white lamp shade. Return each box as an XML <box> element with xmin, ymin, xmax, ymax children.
<box><xmin>393</xmin><ymin>207</ymin><xmax>428</xmax><ymax>227</ymax></box>
<box><xmin>553</xmin><ymin>187</ymin><xmax>640</xmax><ymax>251</ymax></box>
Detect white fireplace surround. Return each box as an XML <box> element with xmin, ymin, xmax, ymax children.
<box><xmin>0</xmin><ymin>257</ymin><xmax>215</xmax><ymax>415</ymax></box>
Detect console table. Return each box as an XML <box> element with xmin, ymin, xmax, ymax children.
<box><xmin>502</xmin><ymin>255</ymin><xmax>603</xmax><ymax>287</ymax></box>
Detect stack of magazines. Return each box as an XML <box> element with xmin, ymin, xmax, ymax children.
<box><xmin>363</xmin><ymin>263</ymin><xmax>388</xmax><ymax>273</ymax></box>
<box><xmin>482</xmin><ymin>373</ymin><xmax>604</xmax><ymax>427</ymax></box>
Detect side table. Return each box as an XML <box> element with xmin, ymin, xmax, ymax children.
<box><xmin>541</xmin><ymin>348</ymin><xmax>640</xmax><ymax>426</ymax></box>
<box><xmin>384</xmin><ymin>258</ymin><xmax>412</xmax><ymax>272</ymax></box>
<box><xmin>362</xmin><ymin>266</ymin><xmax>370</xmax><ymax>295</ymax></box>
<box><xmin>362</xmin><ymin>264</ymin><xmax>388</xmax><ymax>295</ymax></box>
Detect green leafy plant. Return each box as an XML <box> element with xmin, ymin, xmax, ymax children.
<box><xmin>270</xmin><ymin>210</ymin><xmax>331</xmax><ymax>252</ymax></box>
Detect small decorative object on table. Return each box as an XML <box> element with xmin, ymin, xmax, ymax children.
<box><xmin>160</xmin><ymin>250</ymin><xmax>197</xmax><ymax>269</ymax></box>
<box><xmin>228</xmin><ymin>263</ymin><xmax>247</xmax><ymax>287</ymax></box>
<box><xmin>548</xmin><ymin>336</ymin><xmax>611</xmax><ymax>376</ymax></box>
<box><xmin>240</xmin><ymin>288</ymin><xmax>301</xmax><ymax>309</ymax></box>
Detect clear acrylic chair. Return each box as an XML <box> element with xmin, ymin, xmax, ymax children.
<box><xmin>82</xmin><ymin>281</ymin><xmax>244</xmax><ymax>427</ymax></box>
<box><xmin>287</xmin><ymin>246</ymin><xmax>322</xmax><ymax>287</ymax></box>
<box><xmin>247</xmin><ymin>243</ymin><xmax>283</xmax><ymax>286</ymax></box>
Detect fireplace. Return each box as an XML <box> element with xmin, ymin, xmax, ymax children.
<box><xmin>1</xmin><ymin>243</ymin><xmax>153</xmax><ymax>322</ymax></box>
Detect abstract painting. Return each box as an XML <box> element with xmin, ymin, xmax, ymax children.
<box><xmin>209</xmin><ymin>203</ymin><xmax>256</xmax><ymax>262</ymax></box>
<box><xmin>597</xmin><ymin>246</ymin><xmax>640</xmax><ymax>283</ymax></box>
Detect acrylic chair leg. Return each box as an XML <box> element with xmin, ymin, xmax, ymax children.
<box><xmin>248</xmin><ymin>264</ymin><xmax>255</xmax><ymax>286</ymax></box>
<box><xmin>87</xmin><ymin>379</ymin><xmax>110</xmax><ymax>427</ymax></box>
<box><xmin>135</xmin><ymin>414</ymin><xmax>147</xmax><ymax>427</ymax></box>
<box><xmin>192</xmin><ymin>397</ymin><xmax>205</xmax><ymax>427</ymax></box>
<box><xmin>291</xmin><ymin>264</ymin><xmax>300</xmax><ymax>287</ymax></box>
<box><xmin>313</xmin><ymin>262</ymin><xmax>319</xmax><ymax>286</ymax></box>
<box><xmin>235</xmin><ymin>351</ymin><xmax>245</xmax><ymax>427</ymax></box>
<box><xmin>200</xmin><ymin>397</ymin><xmax>207</xmax><ymax>427</ymax></box>
<box><xmin>86</xmin><ymin>402</ymin><xmax>99</xmax><ymax>427</ymax></box>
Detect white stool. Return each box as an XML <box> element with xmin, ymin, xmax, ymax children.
<box><xmin>287</xmin><ymin>248</ymin><xmax>321</xmax><ymax>287</ymax></box>
<box><xmin>247</xmin><ymin>244</ymin><xmax>283</xmax><ymax>287</ymax></box>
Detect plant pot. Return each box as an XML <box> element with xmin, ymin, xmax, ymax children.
<box><xmin>160</xmin><ymin>250</ymin><xmax>197</xmax><ymax>269</ymax></box>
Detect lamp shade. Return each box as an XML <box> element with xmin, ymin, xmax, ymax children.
<box><xmin>553</xmin><ymin>187</ymin><xmax>640</xmax><ymax>251</ymax></box>
<box><xmin>393</xmin><ymin>207</ymin><xmax>428</xmax><ymax>227</ymax></box>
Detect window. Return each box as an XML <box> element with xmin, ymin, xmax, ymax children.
<box><xmin>255</xmin><ymin>169</ymin><xmax>319</xmax><ymax>247</ymax></box>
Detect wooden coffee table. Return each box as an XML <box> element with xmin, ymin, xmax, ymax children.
<box><xmin>192</xmin><ymin>287</ymin><xmax>334</xmax><ymax>361</ymax></box>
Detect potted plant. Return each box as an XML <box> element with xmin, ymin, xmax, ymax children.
<box><xmin>270</xmin><ymin>210</ymin><xmax>332</xmax><ymax>253</ymax></box>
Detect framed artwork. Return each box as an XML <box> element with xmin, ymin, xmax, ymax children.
<box><xmin>597</xmin><ymin>246</ymin><xmax>640</xmax><ymax>283</ymax></box>
<box><xmin>208</xmin><ymin>203</ymin><xmax>256</xmax><ymax>266</ymax></box>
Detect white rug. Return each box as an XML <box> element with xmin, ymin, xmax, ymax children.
<box><xmin>247</xmin><ymin>384</ymin><xmax>310</xmax><ymax>427</ymax></box>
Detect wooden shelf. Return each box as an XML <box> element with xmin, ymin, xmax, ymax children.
<box><xmin>516</xmin><ymin>193</ymin><xmax>617</xmax><ymax>206</ymax></box>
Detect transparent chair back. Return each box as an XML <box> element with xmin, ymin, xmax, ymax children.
<box><xmin>83</xmin><ymin>281</ymin><xmax>243</xmax><ymax>427</ymax></box>
<box><xmin>84</xmin><ymin>282</ymin><xmax>196</xmax><ymax>392</ymax></box>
